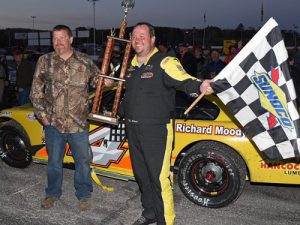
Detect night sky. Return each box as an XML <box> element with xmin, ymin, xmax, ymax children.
<box><xmin>0</xmin><ymin>0</ymin><xmax>299</xmax><ymax>32</ymax></box>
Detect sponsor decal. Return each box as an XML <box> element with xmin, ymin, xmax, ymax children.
<box><xmin>27</xmin><ymin>112</ymin><xmax>37</xmax><ymax>121</ymax></box>
<box><xmin>176</xmin><ymin>65</ymin><xmax>184</xmax><ymax>71</ymax></box>
<box><xmin>0</xmin><ymin>111</ymin><xmax>12</xmax><ymax>116</ymax></box>
<box><xmin>126</xmin><ymin>66</ymin><xmax>135</xmax><ymax>79</ymax></box>
<box><xmin>260</xmin><ymin>162</ymin><xmax>299</xmax><ymax>170</ymax></box>
<box><xmin>141</xmin><ymin>72</ymin><xmax>154</xmax><ymax>79</ymax></box>
<box><xmin>176</xmin><ymin>123</ymin><xmax>244</xmax><ymax>137</ymax></box>
<box><xmin>141</xmin><ymin>64</ymin><xmax>154</xmax><ymax>79</ymax></box>
<box><xmin>176</xmin><ymin>123</ymin><xmax>213</xmax><ymax>134</ymax></box>
<box><xmin>161</xmin><ymin>57</ymin><xmax>170</xmax><ymax>66</ymax></box>
<box><xmin>251</xmin><ymin>67</ymin><xmax>293</xmax><ymax>129</ymax></box>
<box><xmin>189</xmin><ymin>93</ymin><xmax>199</xmax><ymax>98</ymax></box>
<box><xmin>145</xmin><ymin>64</ymin><xmax>153</xmax><ymax>70</ymax></box>
<box><xmin>260</xmin><ymin>159</ymin><xmax>300</xmax><ymax>176</ymax></box>
<box><xmin>214</xmin><ymin>126</ymin><xmax>244</xmax><ymax>137</ymax></box>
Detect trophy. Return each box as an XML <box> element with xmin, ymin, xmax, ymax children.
<box><xmin>88</xmin><ymin>0</ymin><xmax>135</xmax><ymax>125</ymax></box>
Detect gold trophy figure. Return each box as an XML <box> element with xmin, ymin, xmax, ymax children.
<box><xmin>89</xmin><ymin>0</ymin><xmax>135</xmax><ymax>125</ymax></box>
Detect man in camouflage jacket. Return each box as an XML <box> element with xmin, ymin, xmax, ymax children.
<box><xmin>30</xmin><ymin>24</ymin><xmax>112</xmax><ymax>211</ymax></box>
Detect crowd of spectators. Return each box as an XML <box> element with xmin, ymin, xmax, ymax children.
<box><xmin>1</xmin><ymin>41</ymin><xmax>300</xmax><ymax>110</ymax></box>
<box><xmin>154</xmin><ymin>42</ymin><xmax>240</xmax><ymax>80</ymax></box>
<box><xmin>288</xmin><ymin>47</ymin><xmax>300</xmax><ymax>107</ymax></box>
<box><xmin>0</xmin><ymin>48</ymin><xmax>35</xmax><ymax>109</ymax></box>
<box><xmin>153</xmin><ymin>41</ymin><xmax>300</xmax><ymax>109</ymax></box>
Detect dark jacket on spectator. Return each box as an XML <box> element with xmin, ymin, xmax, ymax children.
<box><xmin>181</xmin><ymin>51</ymin><xmax>198</xmax><ymax>77</ymax></box>
<box><xmin>201</xmin><ymin>59</ymin><xmax>226</xmax><ymax>79</ymax></box>
<box><xmin>16</xmin><ymin>60</ymin><xmax>33</xmax><ymax>89</ymax></box>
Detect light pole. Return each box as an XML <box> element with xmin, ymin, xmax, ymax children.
<box><xmin>202</xmin><ymin>11</ymin><xmax>206</xmax><ymax>48</ymax></box>
<box><xmin>31</xmin><ymin>16</ymin><xmax>36</xmax><ymax>30</ymax></box>
<box><xmin>293</xmin><ymin>24</ymin><xmax>298</xmax><ymax>47</ymax></box>
<box><xmin>87</xmin><ymin>0</ymin><xmax>99</xmax><ymax>59</ymax></box>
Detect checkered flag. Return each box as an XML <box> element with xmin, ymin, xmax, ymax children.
<box><xmin>212</xmin><ymin>18</ymin><xmax>300</xmax><ymax>160</ymax></box>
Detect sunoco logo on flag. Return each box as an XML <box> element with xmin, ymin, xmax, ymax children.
<box><xmin>212</xmin><ymin>18</ymin><xmax>300</xmax><ymax>160</ymax></box>
<box><xmin>251</xmin><ymin>68</ymin><xmax>293</xmax><ymax>129</ymax></box>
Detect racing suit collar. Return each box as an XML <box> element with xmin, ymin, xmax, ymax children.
<box><xmin>131</xmin><ymin>48</ymin><xmax>159</xmax><ymax>67</ymax></box>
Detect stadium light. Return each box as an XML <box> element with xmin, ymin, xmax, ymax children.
<box><xmin>31</xmin><ymin>16</ymin><xmax>36</xmax><ymax>30</ymax></box>
<box><xmin>87</xmin><ymin>0</ymin><xmax>100</xmax><ymax>59</ymax></box>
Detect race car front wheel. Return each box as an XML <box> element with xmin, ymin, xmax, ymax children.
<box><xmin>0</xmin><ymin>120</ymin><xmax>32</xmax><ymax>168</ymax></box>
<box><xmin>178</xmin><ymin>141</ymin><xmax>246</xmax><ymax>208</ymax></box>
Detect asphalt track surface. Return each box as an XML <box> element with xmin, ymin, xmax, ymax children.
<box><xmin>0</xmin><ymin>161</ymin><xmax>299</xmax><ymax>225</ymax></box>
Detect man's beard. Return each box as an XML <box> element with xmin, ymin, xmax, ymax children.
<box><xmin>55</xmin><ymin>47</ymin><xmax>66</xmax><ymax>55</ymax></box>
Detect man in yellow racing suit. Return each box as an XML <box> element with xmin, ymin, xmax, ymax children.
<box><xmin>119</xmin><ymin>22</ymin><xmax>214</xmax><ymax>225</ymax></box>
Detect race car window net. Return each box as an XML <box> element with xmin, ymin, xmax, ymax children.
<box><xmin>175</xmin><ymin>91</ymin><xmax>220</xmax><ymax>120</ymax></box>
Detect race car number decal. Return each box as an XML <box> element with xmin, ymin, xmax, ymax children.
<box><xmin>88</xmin><ymin>125</ymin><xmax>127</xmax><ymax>168</ymax></box>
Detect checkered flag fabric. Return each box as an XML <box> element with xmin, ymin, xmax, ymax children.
<box><xmin>212</xmin><ymin>18</ymin><xmax>300</xmax><ymax>160</ymax></box>
<box><xmin>109</xmin><ymin>122</ymin><xmax>126</xmax><ymax>142</ymax></box>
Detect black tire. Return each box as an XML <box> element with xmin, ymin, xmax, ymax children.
<box><xmin>178</xmin><ymin>141</ymin><xmax>246</xmax><ymax>208</ymax></box>
<box><xmin>0</xmin><ymin>120</ymin><xmax>32</xmax><ymax>168</ymax></box>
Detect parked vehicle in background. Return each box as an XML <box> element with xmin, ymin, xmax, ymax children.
<box><xmin>23</xmin><ymin>50</ymin><xmax>44</xmax><ymax>62</ymax></box>
<box><xmin>0</xmin><ymin>48</ymin><xmax>7</xmax><ymax>56</ymax></box>
<box><xmin>81</xmin><ymin>43</ymin><xmax>102</xmax><ymax>61</ymax></box>
<box><xmin>0</xmin><ymin>89</ymin><xmax>299</xmax><ymax>208</ymax></box>
<box><xmin>6</xmin><ymin>58</ymin><xmax>16</xmax><ymax>85</ymax></box>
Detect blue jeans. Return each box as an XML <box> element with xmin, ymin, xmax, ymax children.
<box><xmin>44</xmin><ymin>126</ymin><xmax>92</xmax><ymax>200</ymax></box>
<box><xmin>17</xmin><ymin>86</ymin><xmax>31</xmax><ymax>105</ymax></box>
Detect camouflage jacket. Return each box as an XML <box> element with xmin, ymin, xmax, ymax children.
<box><xmin>30</xmin><ymin>50</ymin><xmax>99</xmax><ymax>133</ymax></box>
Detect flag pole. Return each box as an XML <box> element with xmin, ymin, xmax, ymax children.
<box><xmin>184</xmin><ymin>92</ymin><xmax>206</xmax><ymax>115</ymax></box>
<box><xmin>202</xmin><ymin>28</ymin><xmax>206</xmax><ymax>48</ymax></box>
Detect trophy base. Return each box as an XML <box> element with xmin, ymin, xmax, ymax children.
<box><xmin>88</xmin><ymin>113</ymin><xmax>119</xmax><ymax>125</ymax></box>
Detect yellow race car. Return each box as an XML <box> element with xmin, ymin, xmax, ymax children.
<box><xmin>0</xmin><ymin>90</ymin><xmax>299</xmax><ymax>208</ymax></box>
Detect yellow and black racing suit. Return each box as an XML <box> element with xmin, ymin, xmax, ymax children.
<box><xmin>120</xmin><ymin>48</ymin><xmax>202</xmax><ymax>225</ymax></box>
